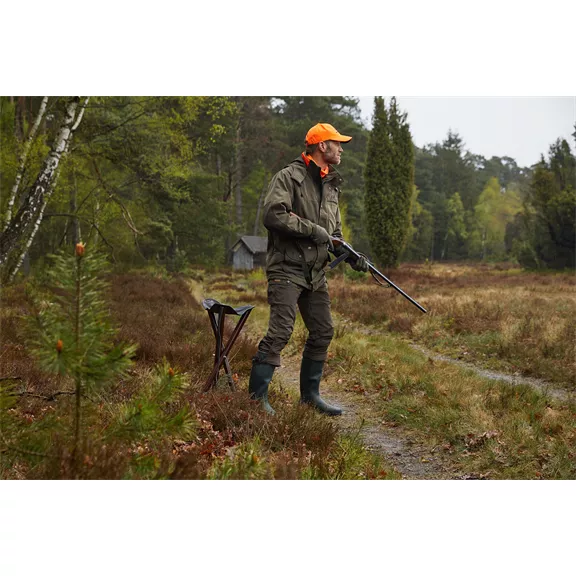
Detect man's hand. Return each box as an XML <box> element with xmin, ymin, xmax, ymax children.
<box><xmin>310</xmin><ymin>224</ymin><xmax>333</xmax><ymax>250</ymax></box>
<box><xmin>349</xmin><ymin>253</ymin><xmax>369</xmax><ymax>272</ymax></box>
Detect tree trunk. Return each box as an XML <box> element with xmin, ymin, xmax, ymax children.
<box><xmin>234</xmin><ymin>119</ymin><xmax>243</xmax><ymax>229</ymax></box>
<box><xmin>3</xmin><ymin>96</ymin><xmax>49</xmax><ymax>231</ymax></box>
<box><xmin>0</xmin><ymin>97</ymin><xmax>89</xmax><ymax>283</ymax></box>
<box><xmin>70</xmin><ymin>168</ymin><xmax>81</xmax><ymax>245</ymax></box>
<box><xmin>440</xmin><ymin>230</ymin><xmax>448</xmax><ymax>260</ymax></box>
<box><xmin>15</xmin><ymin>97</ymin><xmax>25</xmax><ymax>142</ymax></box>
<box><xmin>253</xmin><ymin>177</ymin><xmax>267</xmax><ymax>236</ymax></box>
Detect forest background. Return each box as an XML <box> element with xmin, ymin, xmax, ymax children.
<box><xmin>1</xmin><ymin>96</ymin><xmax>574</xmax><ymax>280</ymax></box>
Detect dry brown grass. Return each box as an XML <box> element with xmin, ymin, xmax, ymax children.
<box><xmin>328</xmin><ymin>263</ymin><xmax>576</xmax><ymax>388</ymax></box>
<box><xmin>1</xmin><ymin>271</ymin><xmax>392</xmax><ymax>480</ymax></box>
<box><xmin>211</xmin><ymin>264</ymin><xmax>576</xmax><ymax>479</ymax></box>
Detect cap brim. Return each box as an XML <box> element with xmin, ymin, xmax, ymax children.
<box><xmin>332</xmin><ymin>135</ymin><xmax>352</xmax><ymax>143</ymax></box>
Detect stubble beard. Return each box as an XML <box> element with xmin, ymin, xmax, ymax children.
<box><xmin>324</xmin><ymin>143</ymin><xmax>342</xmax><ymax>166</ymax></box>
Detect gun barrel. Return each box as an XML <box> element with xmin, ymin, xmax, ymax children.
<box><xmin>334</xmin><ymin>240</ymin><xmax>427</xmax><ymax>314</ymax></box>
<box><xmin>368</xmin><ymin>263</ymin><xmax>428</xmax><ymax>314</ymax></box>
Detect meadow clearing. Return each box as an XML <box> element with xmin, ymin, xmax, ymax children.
<box><xmin>1</xmin><ymin>262</ymin><xmax>574</xmax><ymax>479</ymax></box>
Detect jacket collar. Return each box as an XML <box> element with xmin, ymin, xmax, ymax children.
<box><xmin>289</xmin><ymin>155</ymin><xmax>343</xmax><ymax>186</ymax></box>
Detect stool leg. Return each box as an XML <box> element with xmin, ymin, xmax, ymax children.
<box><xmin>202</xmin><ymin>309</ymin><xmax>253</xmax><ymax>393</ymax></box>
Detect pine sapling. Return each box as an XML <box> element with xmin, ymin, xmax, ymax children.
<box><xmin>27</xmin><ymin>243</ymin><xmax>137</xmax><ymax>476</ymax></box>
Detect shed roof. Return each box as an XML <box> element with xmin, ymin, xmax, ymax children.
<box><xmin>233</xmin><ymin>236</ymin><xmax>267</xmax><ymax>255</ymax></box>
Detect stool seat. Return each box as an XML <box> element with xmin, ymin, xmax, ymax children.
<box><xmin>202</xmin><ymin>298</ymin><xmax>254</xmax><ymax>392</ymax></box>
<box><xmin>202</xmin><ymin>298</ymin><xmax>254</xmax><ymax>317</ymax></box>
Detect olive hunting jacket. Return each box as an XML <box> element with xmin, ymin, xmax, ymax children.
<box><xmin>262</xmin><ymin>155</ymin><xmax>344</xmax><ymax>290</ymax></box>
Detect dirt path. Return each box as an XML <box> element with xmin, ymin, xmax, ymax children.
<box><xmin>196</xmin><ymin>277</ymin><xmax>567</xmax><ymax>479</ymax></box>
<box><xmin>408</xmin><ymin>343</ymin><xmax>574</xmax><ymax>403</ymax></box>
<box><xmin>274</xmin><ymin>357</ymin><xmax>459</xmax><ymax>479</ymax></box>
<box><xmin>192</xmin><ymin>278</ymin><xmax>458</xmax><ymax>478</ymax></box>
<box><xmin>335</xmin><ymin>316</ymin><xmax>574</xmax><ymax>404</ymax></box>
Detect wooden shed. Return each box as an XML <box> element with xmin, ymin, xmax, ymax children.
<box><xmin>230</xmin><ymin>236</ymin><xmax>268</xmax><ymax>270</ymax></box>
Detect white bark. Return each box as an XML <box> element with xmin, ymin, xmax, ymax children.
<box><xmin>8</xmin><ymin>183</ymin><xmax>51</xmax><ymax>283</ymax></box>
<box><xmin>1</xmin><ymin>97</ymin><xmax>90</xmax><ymax>279</ymax></box>
<box><xmin>3</xmin><ymin>97</ymin><xmax>49</xmax><ymax>231</ymax></box>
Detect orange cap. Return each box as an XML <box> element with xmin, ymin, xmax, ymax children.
<box><xmin>305</xmin><ymin>123</ymin><xmax>352</xmax><ymax>145</ymax></box>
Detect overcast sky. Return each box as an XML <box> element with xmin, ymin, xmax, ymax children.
<box><xmin>356</xmin><ymin>97</ymin><xmax>575</xmax><ymax>168</ymax></box>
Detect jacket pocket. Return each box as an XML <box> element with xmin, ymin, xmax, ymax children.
<box><xmin>267</xmin><ymin>250</ymin><xmax>284</xmax><ymax>267</ymax></box>
<box><xmin>284</xmin><ymin>243</ymin><xmax>303</xmax><ymax>264</ymax></box>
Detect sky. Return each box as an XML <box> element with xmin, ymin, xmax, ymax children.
<box><xmin>356</xmin><ymin>97</ymin><xmax>575</xmax><ymax>168</ymax></box>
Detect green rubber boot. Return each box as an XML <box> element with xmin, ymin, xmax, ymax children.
<box><xmin>248</xmin><ymin>361</ymin><xmax>276</xmax><ymax>415</ymax></box>
<box><xmin>300</xmin><ymin>357</ymin><xmax>342</xmax><ymax>416</ymax></box>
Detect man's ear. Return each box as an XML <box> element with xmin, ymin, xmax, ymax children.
<box><xmin>318</xmin><ymin>141</ymin><xmax>327</xmax><ymax>152</ymax></box>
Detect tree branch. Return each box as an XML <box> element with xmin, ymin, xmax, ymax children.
<box><xmin>43</xmin><ymin>213</ymin><xmax>117</xmax><ymax>259</ymax></box>
<box><xmin>8</xmin><ymin>390</ymin><xmax>76</xmax><ymax>401</ymax></box>
<box><xmin>91</xmin><ymin>160</ymin><xmax>143</xmax><ymax>236</ymax></box>
<box><xmin>0</xmin><ymin>429</ymin><xmax>49</xmax><ymax>458</ymax></box>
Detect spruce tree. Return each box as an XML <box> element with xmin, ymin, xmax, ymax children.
<box><xmin>364</xmin><ymin>97</ymin><xmax>415</xmax><ymax>267</ymax></box>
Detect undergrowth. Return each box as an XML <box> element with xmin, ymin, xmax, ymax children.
<box><xmin>0</xmin><ymin>256</ymin><xmax>391</xmax><ymax>480</ymax></box>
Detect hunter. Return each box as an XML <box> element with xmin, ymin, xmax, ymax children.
<box><xmin>248</xmin><ymin>122</ymin><xmax>368</xmax><ymax>415</ymax></box>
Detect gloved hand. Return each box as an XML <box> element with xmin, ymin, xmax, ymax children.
<box><xmin>348</xmin><ymin>252</ymin><xmax>369</xmax><ymax>272</ymax></box>
<box><xmin>310</xmin><ymin>224</ymin><xmax>333</xmax><ymax>250</ymax></box>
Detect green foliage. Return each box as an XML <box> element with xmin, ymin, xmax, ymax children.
<box><xmin>0</xmin><ymin>245</ymin><xmax>199</xmax><ymax>478</ymax></box>
<box><xmin>442</xmin><ymin>192</ymin><xmax>468</xmax><ymax>259</ymax></box>
<box><xmin>403</xmin><ymin>187</ymin><xmax>434</xmax><ymax>261</ymax></box>
<box><xmin>111</xmin><ymin>360</ymin><xmax>197</xmax><ymax>443</ymax></box>
<box><xmin>208</xmin><ymin>438</ymin><xmax>269</xmax><ymax>479</ymax></box>
<box><xmin>469</xmin><ymin>177</ymin><xmax>521</xmax><ymax>260</ymax></box>
<box><xmin>2</xmin><ymin>96</ymin><xmax>569</xmax><ymax>276</ymax></box>
<box><xmin>27</xmin><ymin>247</ymin><xmax>136</xmax><ymax>389</ymax></box>
<box><xmin>514</xmin><ymin>139</ymin><xmax>576</xmax><ymax>269</ymax></box>
<box><xmin>365</xmin><ymin>97</ymin><xmax>415</xmax><ymax>267</ymax></box>
<box><xmin>408</xmin><ymin>129</ymin><xmax>533</xmax><ymax>262</ymax></box>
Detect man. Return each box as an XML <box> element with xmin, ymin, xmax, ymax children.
<box><xmin>248</xmin><ymin>122</ymin><xmax>368</xmax><ymax>415</ymax></box>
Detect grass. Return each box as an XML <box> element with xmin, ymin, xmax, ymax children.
<box><xmin>326</xmin><ymin>330</ymin><xmax>575</xmax><ymax>479</ymax></box>
<box><xmin>212</xmin><ymin>264</ymin><xmax>576</xmax><ymax>480</ymax></box>
<box><xmin>328</xmin><ymin>262</ymin><xmax>576</xmax><ymax>389</ymax></box>
<box><xmin>3</xmin><ymin>262</ymin><xmax>574</xmax><ymax>479</ymax></box>
<box><xmin>0</xmin><ymin>270</ymin><xmax>393</xmax><ymax>480</ymax></box>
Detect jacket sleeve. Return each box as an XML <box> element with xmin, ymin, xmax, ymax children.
<box><xmin>332</xmin><ymin>205</ymin><xmax>343</xmax><ymax>240</ymax></box>
<box><xmin>262</xmin><ymin>169</ymin><xmax>315</xmax><ymax>238</ymax></box>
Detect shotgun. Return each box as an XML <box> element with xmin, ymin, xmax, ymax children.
<box><xmin>328</xmin><ymin>238</ymin><xmax>428</xmax><ymax>314</ymax></box>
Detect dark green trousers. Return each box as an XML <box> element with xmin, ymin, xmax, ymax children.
<box><xmin>255</xmin><ymin>278</ymin><xmax>334</xmax><ymax>367</ymax></box>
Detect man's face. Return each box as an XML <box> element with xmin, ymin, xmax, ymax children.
<box><xmin>320</xmin><ymin>140</ymin><xmax>343</xmax><ymax>165</ymax></box>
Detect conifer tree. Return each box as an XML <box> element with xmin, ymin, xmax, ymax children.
<box><xmin>26</xmin><ymin>243</ymin><xmax>137</xmax><ymax>473</ymax></box>
<box><xmin>1</xmin><ymin>244</ymin><xmax>197</xmax><ymax>478</ymax></box>
<box><xmin>364</xmin><ymin>97</ymin><xmax>415</xmax><ymax>267</ymax></box>
<box><xmin>514</xmin><ymin>139</ymin><xmax>575</xmax><ymax>269</ymax></box>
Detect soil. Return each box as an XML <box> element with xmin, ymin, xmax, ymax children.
<box><xmin>274</xmin><ymin>358</ymin><xmax>459</xmax><ymax>479</ymax></box>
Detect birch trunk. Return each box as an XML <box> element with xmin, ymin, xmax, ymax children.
<box><xmin>3</xmin><ymin>97</ymin><xmax>49</xmax><ymax>231</ymax></box>
<box><xmin>0</xmin><ymin>97</ymin><xmax>89</xmax><ymax>282</ymax></box>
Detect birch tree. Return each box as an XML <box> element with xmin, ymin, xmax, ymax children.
<box><xmin>2</xmin><ymin>96</ymin><xmax>49</xmax><ymax>231</ymax></box>
<box><xmin>0</xmin><ymin>97</ymin><xmax>89</xmax><ymax>283</ymax></box>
